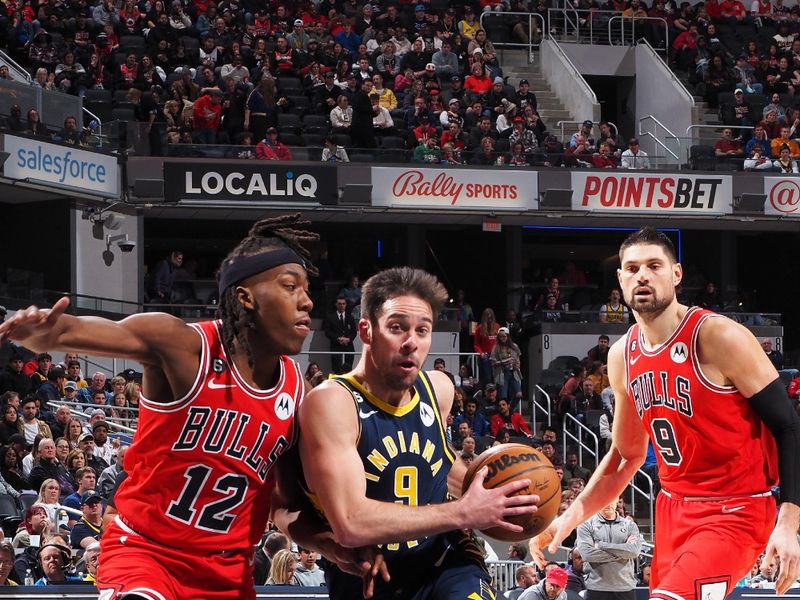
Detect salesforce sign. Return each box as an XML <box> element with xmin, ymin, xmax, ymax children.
<box><xmin>164</xmin><ymin>162</ymin><xmax>337</xmax><ymax>204</ymax></box>
<box><xmin>4</xmin><ymin>135</ymin><xmax>119</xmax><ymax>198</ymax></box>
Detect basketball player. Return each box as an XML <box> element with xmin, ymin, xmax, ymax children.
<box><xmin>298</xmin><ymin>267</ymin><xmax>539</xmax><ymax>599</ymax></box>
<box><xmin>531</xmin><ymin>227</ymin><xmax>800</xmax><ymax>599</ymax></box>
<box><xmin>0</xmin><ymin>215</ymin><xmax>375</xmax><ymax>600</ymax></box>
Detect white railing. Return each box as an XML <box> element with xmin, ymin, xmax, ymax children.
<box><xmin>486</xmin><ymin>560</ymin><xmax>524</xmax><ymax>592</ymax></box>
<box><xmin>639</xmin><ymin>114</ymin><xmax>680</xmax><ymax>161</ymax></box>
<box><xmin>628</xmin><ymin>467</ymin><xmax>655</xmax><ymax>541</ymax></box>
<box><xmin>533</xmin><ymin>385</ymin><xmax>552</xmax><ymax>433</ymax></box>
<box><xmin>562</xmin><ymin>412</ymin><xmax>599</xmax><ymax>468</ymax></box>
<box><xmin>47</xmin><ymin>401</ymin><xmax>136</xmax><ymax>434</ymax></box>
<box><xmin>608</xmin><ymin>15</ymin><xmax>669</xmax><ymax>52</ymax></box>
<box><xmin>0</xmin><ymin>49</ymin><xmax>31</xmax><ymax>83</ymax></box>
<box><xmin>556</xmin><ymin>120</ymin><xmax>620</xmax><ymax>143</ymax></box>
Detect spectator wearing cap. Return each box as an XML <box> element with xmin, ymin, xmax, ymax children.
<box><xmin>79</xmin><ymin>429</ymin><xmax>110</xmax><ymax>474</ymax></box>
<box><xmin>314</xmin><ymin>71</ymin><xmax>342</xmax><ymax>115</ymax></box>
<box><xmin>260</xmin><ymin>128</ymin><xmax>293</xmax><ymax>161</ymax></box>
<box><xmin>722</xmin><ymin>88</ymin><xmax>754</xmax><ymax>128</ymax></box>
<box><xmin>440</xmin><ymin>98</ymin><xmax>464</xmax><ymax>128</ymax></box>
<box><xmin>487</xmin><ymin>76</ymin><xmax>510</xmax><ymax>117</ymax></box>
<box><xmin>412</xmin><ymin>114</ymin><xmax>438</xmax><ymax>146</ymax></box>
<box><xmin>432</xmin><ymin>40</ymin><xmax>460</xmax><ymax>81</ymax></box>
<box><xmin>496</xmin><ymin>99</ymin><xmax>517</xmax><ymax>134</ymax></box>
<box><xmin>287</xmin><ymin>19</ymin><xmax>311</xmax><ymax>52</ymax></box>
<box><xmin>519</xmin><ymin>565</ymin><xmax>569</xmax><ymax>600</ymax></box>
<box><xmin>443</xmin><ymin>75</ymin><xmax>467</xmax><ymax>106</ymax></box>
<box><xmin>413</xmin><ymin>133</ymin><xmax>442</xmax><ymax>163</ymax></box>
<box><xmin>514</xmin><ymin>79</ymin><xmax>538</xmax><ymax>112</ymax></box>
<box><xmin>192</xmin><ymin>88</ymin><xmax>224</xmax><ymax>144</ymax></box>
<box><xmin>570</xmin><ymin>120</ymin><xmax>596</xmax><ymax>150</ymax></box>
<box><xmin>91</xmin><ymin>420</ymin><xmax>118</xmax><ymax>467</ymax></box>
<box><xmin>620</xmin><ymin>138</ymin><xmax>650</xmax><ymax>169</ymax></box>
<box><xmin>576</xmin><ymin>499</ymin><xmax>641</xmax><ymax>600</ymax></box>
<box><xmin>0</xmin><ymin>353</ymin><xmax>32</xmax><ymax>397</ymax></box>
<box><xmin>509</xmin><ymin>115</ymin><xmax>539</xmax><ymax>155</ymax></box>
<box><xmin>70</xmin><ymin>491</ymin><xmax>105</xmax><ymax>549</ymax></box>
<box><xmin>459</xmin><ymin>6</ymin><xmax>481</xmax><ymax>41</ymax></box>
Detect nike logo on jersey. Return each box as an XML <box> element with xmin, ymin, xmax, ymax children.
<box><xmin>359</xmin><ymin>409</ymin><xmax>378</xmax><ymax>419</ymax></box>
<box><xmin>207</xmin><ymin>380</ymin><xmax>235</xmax><ymax>390</ymax></box>
<box><xmin>721</xmin><ymin>505</ymin><xmax>745</xmax><ymax>514</ymax></box>
<box><xmin>629</xmin><ymin>354</ymin><xmax>641</xmax><ymax>365</ymax></box>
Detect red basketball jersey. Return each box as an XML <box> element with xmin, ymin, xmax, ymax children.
<box><xmin>114</xmin><ymin>320</ymin><xmax>304</xmax><ymax>552</ymax></box>
<box><xmin>625</xmin><ymin>307</ymin><xmax>778</xmax><ymax>497</ymax></box>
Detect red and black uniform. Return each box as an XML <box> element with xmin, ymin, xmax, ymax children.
<box><xmin>97</xmin><ymin>320</ymin><xmax>304</xmax><ymax>600</ymax></box>
<box><xmin>625</xmin><ymin>307</ymin><xmax>778</xmax><ymax>600</ymax></box>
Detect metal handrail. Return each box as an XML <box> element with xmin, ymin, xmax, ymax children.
<box><xmin>556</xmin><ymin>120</ymin><xmax>620</xmax><ymax>143</ymax></box>
<box><xmin>47</xmin><ymin>401</ymin><xmax>136</xmax><ymax>434</ymax></box>
<box><xmin>533</xmin><ymin>385</ymin><xmax>552</xmax><ymax>432</ymax></box>
<box><xmin>608</xmin><ymin>15</ymin><xmax>668</xmax><ymax>51</ymax></box>
<box><xmin>685</xmin><ymin>123</ymin><xmax>755</xmax><ymax>162</ymax></box>
<box><xmin>0</xmin><ymin>49</ymin><xmax>32</xmax><ymax>83</ymax></box>
<box><xmin>628</xmin><ymin>467</ymin><xmax>655</xmax><ymax>541</ymax></box>
<box><xmin>82</xmin><ymin>106</ymin><xmax>103</xmax><ymax>137</ymax></box>
<box><xmin>637</xmin><ymin>37</ymin><xmax>693</xmax><ymax>106</ymax></box>
<box><xmin>562</xmin><ymin>412</ymin><xmax>599</xmax><ymax>468</ymax></box>
<box><xmin>479</xmin><ymin>11</ymin><xmax>546</xmax><ymax>60</ymax></box>
<box><xmin>49</xmin><ymin>399</ymin><xmax>140</xmax><ymax>413</ymax></box>
<box><xmin>639</xmin><ymin>114</ymin><xmax>681</xmax><ymax>161</ymax></box>
<box><xmin>548</xmin><ymin>38</ymin><xmax>598</xmax><ymax>103</ymax></box>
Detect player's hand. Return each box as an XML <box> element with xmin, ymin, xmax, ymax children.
<box><xmin>360</xmin><ymin>548</ymin><xmax>390</xmax><ymax>599</ymax></box>
<box><xmin>529</xmin><ymin>515</ymin><xmax>574</xmax><ymax>568</ymax></box>
<box><xmin>0</xmin><ymin>297</ymin><xmax>70</xmax><ymax>344</ymax></box>
<box><xmin>459</xmin><ymin>466</ymin><xmax>538</xmax><ymax>534</ymax></box>
<box><xmin>764</xmin><ymin>522</ymin><xmax>800</xmax><ymax>595</ymax></box>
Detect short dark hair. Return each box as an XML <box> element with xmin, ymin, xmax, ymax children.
<box><xmin>76</xmin><ymin>467</ymin><xmax>96</xmax><ymax>479</ymax></box>
<box><xmin>433</xmin><ymin>358</ymin><xmax>445</xmax><ymax>366</ymax></box>
<box><xmin>510</xmin><ymin>542</ymin><xmax>528</xmax><ymax>560</ymax></box>
<box><xmin>37</xmin><ymin>353</ymin><xmax>52</xmax><ymax>362</ymax></box>
<box><xmin>618</xmin><ymin>226</ymin><xmax>677</xmax><ymax>264</ymax></box>
<box><xmin>361</xmin><ymin>267</ymin><xmax>448</xmax><ymax>323</ymax></box>
<box><xmin>263</xmin><ymin>531</ymin><xmax>289</xmax><ymax>556</ymax></box>
<box><xmin>599</xmin><ymin>334</ymin><xmax>610</xmax><ymax>342</ymax></box>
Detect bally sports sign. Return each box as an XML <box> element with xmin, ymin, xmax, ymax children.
<box><xmin>571</xmin><ymin>172</ymin><xmax>733</xmax><ymax>215</ymax></box>
<box><xmin>371</xmin><ymin>167</ymin><xmax>539</xmax><ymax>210</ymax></box>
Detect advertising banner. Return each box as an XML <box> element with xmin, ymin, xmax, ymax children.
<box><xmin>164</xmin><ymin>162</ymin><xmax>338</xmax><ymax>204</ymax></box>
<box><xmin>4</xmin><ymin>135</ymin><xmax>119</xmax><ymax>198</ymax></box>
<box><xmin>764</xmin><ymin>177</ymin><xmax>800</xmax><ymax>216</ymax></box>
<box><xmin>571</xmin><ymin>172</ymin><xmax>733</xmax><ymax>215</ymax></box>
<box><xmin>371</xmin><ymin>167</ymin><xmax>539</xmax><ymax>210</ymax></box>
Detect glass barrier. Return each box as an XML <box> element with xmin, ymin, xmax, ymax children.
<box><xmin>664</xmin><ymin>134</ymin><xmax>797</xmax><ymax>172</ymax></box>
<box><xmin>0</xmin><ymin>78</ymin><xmax>82</xmax><ymax>131</ymax></box>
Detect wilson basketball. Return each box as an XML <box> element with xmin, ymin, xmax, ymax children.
<box><xmin>462</xmin><ymin>443</ymin><xmax>561</xmax><ymax>542</ymax></box>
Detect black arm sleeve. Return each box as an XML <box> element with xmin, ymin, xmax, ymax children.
<box><xmin>747</xmin><ymin>377</ymin><xmax>800</xmax><ymax>505</ymax></box>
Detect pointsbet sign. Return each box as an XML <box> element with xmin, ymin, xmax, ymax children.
<box><xmin>4</xmin><ymin>135</ymin><xmax>119</xmax><ymax>198</ymax></box>
<box><xmin>571</xmin><ymin>172</ymin><xmax>733</xmax><ymax>215</ymax></box>
<box><xmin>163</xmin><ymin>162</ymin><xmax>337</xmax><ymax>204</ymax></box>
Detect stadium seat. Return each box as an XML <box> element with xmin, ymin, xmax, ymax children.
<box><xmin>277</xmin><ymin>113</ymin><xmax>302</xmax><ymax>130</ymax></box>
<box><xmin>113</xmin><ymin>90</ymin><xmax>132</xmax><ymax>104</ymax></box>
<box><xmin>350</xmin><ymin>153</ymin><xmax>374</xmax><ymax>163</ymax></box>
<box><xmin>84</xmin><ymin>89</ymin><xmax>112</xmax><ymax>103</ymax></box>
<box><xmin>278</xmin><ymin>77</ymin><xmax>302</xmax><ymax>93</ymax></box>
<box><xmin>288</xmin><ymin>95</ymin><xmax>310</xmax><ymax>112</ymax></box>
<box><xmin>179</xmin><ymin>36</ymin><xmax>200</xmax><ymax>50</ymax></box>
<box><xmin>380</xmin><ymin>149</ymin><xmax>408</xmax><ymax>163</ymax></box>
<box><xmin>331</xmin><ymin>133</ymin><xmax>351</xmax><ymax>147</ymax></box>
<box><xmin>120</xmin><ymin>35</ymin><xmax>146</xmax><ymax>51</ymax></box>
<box><xmin>305</xmin><ymin>125</ymin><xmax>329</xmax><ymax>136</ymax></box>
<box><xmin>279</xmin><ymin>132</ymin><xmax>302</xmax><ymax>146</ymax></box>
<box><xmin>290</xmin><ymin>148</ymin><xmax>310</xmax><ymax>160</ymax></box>
<box><xmin>111</xmin><ymin>107</ymin><xmax>136</xmax><ymax>122</ymax></box>
<box><xmin>85</xmin><ymin>100</ymin><xmax>113</xmax><ymax>123</ymax></box>
<box><xmin>303</xmin><ymin>114</ymin><xmax>328</xmax><ymax>128</ymax></box>
<box><xmin>301</xmin><ymin>133</ymin><xmax>325</xmax><ymax>147</ymax></box>
<box><xmin>689</xmin><ymin>145</ymin><xmax>716</xmax><ymax>171</ymax></box>
<box><xmin>0</xmin><ymin>495</ymin><xmax>18</xmax><ymax>520</ymax></box>
<box><xmin>379</xmin><ymin>136</ymin><xmax>406</xmax><ymax>149</ymax></box>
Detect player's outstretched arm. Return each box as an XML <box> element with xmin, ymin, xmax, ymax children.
<box><xmin>699</xmin><ymin>318</ymin><xmax>800</xmax><ymax>594</ymax></box>
<box><xmin>530</xmin><ymin>338</ymin><xmax>648</xmax><ymax>568</ymax></box>
<box><xmin>0</xmin><ymin>297</ymin><xmax>199</xmax><ymax>367</ymax></box>
<box><xmin>298</xmin><ymin>380</ymin><xmax>539</xmax><ymax>549</ymax></box>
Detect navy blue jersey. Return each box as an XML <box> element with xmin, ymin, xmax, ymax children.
<box><xmin>332</xmin><ymin>371</ymin><xmax>456</xmax><ymax>561</ymax></box>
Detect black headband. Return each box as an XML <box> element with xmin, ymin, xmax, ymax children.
<box><xmin>218</xmin><ymin>248</ymin><xmax>305</xmax><ymax>295</ymax></box>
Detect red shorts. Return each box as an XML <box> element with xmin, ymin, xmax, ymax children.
<box><xmin>96</xmin><ymin>518</ymin><xmax>256</xmax><ymax>600</ymax></box>
<box><xmin>650</xmin><ymin>491</ymin><xmax>775</xmax><ymax>600</ymax></box>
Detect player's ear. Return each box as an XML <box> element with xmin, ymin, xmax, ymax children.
<box><xmin>672</xmin><ymin>262</ymin><xmax>683</xmax><ymax>287</ymax></box>
<box><xmin>358</xmin><ymin>318</ymin><xmax>371</xmax><ymax>345</ymax></box>
<box><xmin>616</xmin><ymin>267</ymin><xmax>623</xmax><ymax>286</ymax></box>
<box><xmin>235</xmin><ymin>285</ymin><xmax>254</xmax><ymax>311</ymax></box>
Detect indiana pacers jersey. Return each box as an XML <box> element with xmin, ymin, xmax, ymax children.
<box><xmin>333</xmin><ymin>371</ymin><xmax>456</xmax><ymax>559</ymax></box>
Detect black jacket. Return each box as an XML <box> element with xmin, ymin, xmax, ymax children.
<box><xmin>323</xmin><ymin>311</ymin><xmax>356</xmax><ymax>352</ymax></box>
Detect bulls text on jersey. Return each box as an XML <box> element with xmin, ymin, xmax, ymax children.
<box><xmin>630</xmin><ymin>371</ymin><xmax>693</xmax><ymax>419</ymax></box>
<box><xmin>172</xmin><ymin>407</ymin><xmax>289</xmax><ymax>483</ymax></box>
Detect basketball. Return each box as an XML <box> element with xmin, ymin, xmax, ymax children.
<box><xmin>461</xmin><ymin>443</ymin><xmax>561</xmax><ymax>542</ymax></box>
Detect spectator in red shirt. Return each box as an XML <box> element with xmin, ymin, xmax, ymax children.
<box><xmin>464</xmin><ymin>62</ymin><xmax>492</xmax><ymax>98</ymax></box>
<box><xmin>592</xmin><ymin>142</ymin><xmax>618</xmax><ymax>168</ymax></box>
<box><xmin>412</xmin><ymin>115</ymin><xmax>437</xmax><ymax>145</ymax></box>
<box><xmin>706</xmin><ymin>0</ymin><xmax>723</xmax><ymax>20</ymax></box>
<box><xmin>721</xmin><ymin>0</ymin><xmax>750</xmax><ymax>22</ymax></box>
<box><xmin>490</xmin><ymin>399</ymin><xmax>532</xmax><ymax>438</ymax></box>
<box><xmin>714</xmin><ymin>127</ymin><xmax>744</xmax><ymax>158</ymax></box>
<box><xmin>192</xmin><ymin>88</ymin><xmax>223</xmax><ymax>144</ymax></box>
<box><xmin>261</xmin><ymin>127</ymin><xmax>293</xmax><ymax>160</ymax></box>
<box><xmin>255</xmin><ymin>138</ymin><xmax>278</xmax><ymax>160</ymax></box>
